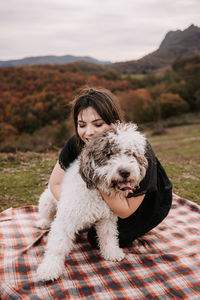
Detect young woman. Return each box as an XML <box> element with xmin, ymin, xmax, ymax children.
<box><xmin>49</xmin><ymin>87</ymin><xmax>172</xmax><ymax>248</ymax></box>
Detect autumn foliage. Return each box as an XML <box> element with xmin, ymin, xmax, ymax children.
<box><xmin>0</xmin><ymin>56</ymin><xmax>199</xmax><ymax>151</ymax></box>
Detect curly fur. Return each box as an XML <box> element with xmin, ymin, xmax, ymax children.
<box><xmin>80</xmin><ymin>122</ymin><xmax>148</xmax><ymax>195</ymax></box>
<box><xmin>37</xmin><ymin>122</ymin><xmax>148</xmax><ymax>281</ymax></box>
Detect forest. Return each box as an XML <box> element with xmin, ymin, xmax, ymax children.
<box><xmin>0</xmin><ymin>55</ymin><xmax>200</xmax><ymax>152</ymax></box>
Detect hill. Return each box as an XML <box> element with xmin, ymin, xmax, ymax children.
<box><xmin>1</xmin><ymin>25</ymin><xmax>199</xmax><ymax>73</ymax></box>
<box><xmin>0</xmin><ymin>54</ymin><xmax>111</xmax><ymax>68</ymax></box>
<box><xmin>0</xmin><ymin>54</ymin><xmax>199</xmax><ymax>152</ymax></box>
<box><xmin>111</xmin><ymin>24</ymin><xmax>200</xmax><ymax>74</ymax></box>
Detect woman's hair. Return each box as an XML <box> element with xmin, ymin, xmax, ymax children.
<box><xmin>72</xmin><ymin>87</ymin><xmax>123</xmax><ymax>151</ymax></box>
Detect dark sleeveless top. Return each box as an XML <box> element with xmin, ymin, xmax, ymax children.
<box><xmin>59</xmin><ymin>135</ymin><xmax>172</xmax><ymax>247</ymax></box>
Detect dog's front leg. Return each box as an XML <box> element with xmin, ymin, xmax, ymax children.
<box><xmin>37</xmin><ymin>188</ymin><xmax>57</xmax><ymax>230</ymax></box>
<box><xmin>37</xmin><ymin>217</ymin><xmax>74</xmax><ymax>281</ymax></box>
<box><xmin>95</xmin><ymin>214</ymin><xmax>125</xmax><ymax>261</ymax></box>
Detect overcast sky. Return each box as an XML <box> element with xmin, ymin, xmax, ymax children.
<box><xmin>0</xmin><ymin>0</ymin><xmax>200</xmax><ymax>63</ymax></box>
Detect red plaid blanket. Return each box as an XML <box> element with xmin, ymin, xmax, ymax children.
<box><xmin>0</xmin><ymin>194</ymin><xmax>200</xmax><ymax>299</ymax></box>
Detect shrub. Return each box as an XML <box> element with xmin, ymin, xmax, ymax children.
<box><xmin>158</xmin><ymin>93</ymin><xmax>189</xmax><ymax>118</ymax></box>
<box><xmin>0</xmin><ymin>123</ymin><xmax>18</xmax><ymax>143</ymax></box>
<box><xmin>118</xmin><ymin>89</ymin><xmax>155</xmax><ymax>123</ymax></box>
<box><xmin>0</xmin><ymin>121</ymin><xmax>72</xmax><ymax>152</ymax></box>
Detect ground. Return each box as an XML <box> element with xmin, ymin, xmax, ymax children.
<box><xmin>0</xmin><ymin>123</ymin><xmax>199</xmax><ymax>212</ymax></box>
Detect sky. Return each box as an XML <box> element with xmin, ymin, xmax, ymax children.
<box><xmin>0</xmin><ymin>0</ymin><xmax>200</xmax><ymax>63</ymax></box>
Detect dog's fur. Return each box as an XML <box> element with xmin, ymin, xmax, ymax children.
<box><xmin>37</xmin><ymin>123</ymin><xmax>148</xmax><ymax>281</ymax></box>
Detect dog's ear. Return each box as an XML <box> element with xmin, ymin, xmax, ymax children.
<box><xmin>79</xmin><ymin>149</ymin><xmax>98</xmax><ymax>189</ymax></box>
<box><xmin>136</xmin><ymin>153</ymin><xmax>148</xmax><ymax>169</ymax></box>
<box><xmin>131</xmin><ymin>137</ymin><xmax>148</xmax><ymax>181</ymax></box>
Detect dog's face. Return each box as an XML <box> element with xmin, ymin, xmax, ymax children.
<box><xmin>79</xmin><ymin>122</ymin><xmax>148</xmax><ymax>196</ymax></box>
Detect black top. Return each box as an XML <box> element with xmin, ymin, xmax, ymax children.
<box><xmin>59</xmin><ymin>135</ymin><xmax>79</xmax><ymax>171</ymax></box>
<box><xmin>59</xmin><ymin>135</ymin><xmax>172</xmax><ymax>247</ymax></box>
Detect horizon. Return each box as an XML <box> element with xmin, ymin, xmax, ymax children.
<box><xmin>1</xmin><ymin>23</ymin><xmax>199</xmax><ymax>65</ymax></box>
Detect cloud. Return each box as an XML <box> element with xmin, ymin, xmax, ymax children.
<box><xmin>0</xmin><ymin>0</ymin><xmax>200</xmax><ymax>62</ymax></box>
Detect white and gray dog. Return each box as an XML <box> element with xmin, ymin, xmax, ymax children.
<box><xmin>37</xmin><ymin>122</ymin><xmax>148</xmax><ymax>281</ymax></box>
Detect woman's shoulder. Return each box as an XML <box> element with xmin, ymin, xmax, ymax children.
<box><xmin>59</xmin><ymin>135</ymin><xmax>79</xmax><ymax>170</ymax></box>
<box><xmin>65</xmin><ymin>135</ymin><xmax>77</xmax><ymax>148</ymax></box>
<box><xmin>145</xmin><ymin>140</ymin><xmax>157</xmax><ymax>163</ymax></box>
<box><xmin>60</xmin><ymin>135</ymin><xmax>77</xmax><ymax>155</ymax></box>
<box><xmin>145</xmin><ymin>139</ymin><xmax>172</xmax><ymax>191</ymax></box>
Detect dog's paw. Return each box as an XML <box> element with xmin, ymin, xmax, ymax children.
<box><xmin>37</xmin><ymin>219</ymin><xmax>51</xmax><ymax>230</ymax></box>
<box><xmin>101</xmin><ymin>247</ymin><xmax>125</xmax><ymax>262</ymax></box>
<box><xmin>37</xmin><ymin>260</ymin><xmax>64</xmax><ymax>281</ymax></box>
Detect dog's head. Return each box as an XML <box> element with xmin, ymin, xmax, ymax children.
<box><xmin>79</xmin><ymin>122</ymin><xmax>148</xmax><ymax>196</ymax></box>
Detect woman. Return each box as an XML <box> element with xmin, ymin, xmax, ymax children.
<box><xmin>49</xmin><ymin>87</ymin><xmax>172</xmax><ymax>248</ymax></box>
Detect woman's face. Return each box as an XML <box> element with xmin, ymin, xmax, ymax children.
<box><xmin>77</xmin><ymin>107</ymin><xmax>111</xmax><ymax>144</ymax></box>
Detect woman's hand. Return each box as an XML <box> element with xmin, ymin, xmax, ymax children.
<box><xmin>98</xmin><ymin>189</ymin><xmax>145</xmax><ymax>219</ymax></box>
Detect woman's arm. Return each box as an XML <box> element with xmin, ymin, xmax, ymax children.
<box><xmin>49</xmin><ymin>161</ymin><xmax>65</xmax><ymax>201</ymax></box>
<box><xmin>49</xmin><ymin>158</ymin><xmax>145</xmax><ymax>215</ymax></box>
<box><xmin>99</xmin><ymin>190</ymin><xmax>145</xmax><ymax>219</ymax></box>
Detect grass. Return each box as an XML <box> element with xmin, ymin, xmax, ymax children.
<box><xmin>0</xmin><ymin>123</ymin><xmax>199</xmax><ymax>212</ymax></box>
<box><xmin>0</xmin><ymin>152</ymin><xmax>58</xmax><ymax>211</ymax></box>
<box><xmin>148</xmin><ymin>124</ymin><xmax>200</xmax><ymax>204</ymax></box>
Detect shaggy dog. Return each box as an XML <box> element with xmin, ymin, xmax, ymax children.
<box><xmin>37</xmin><ymin>122</ymin><xmax>148</xmax><ymax>281</ymax></box>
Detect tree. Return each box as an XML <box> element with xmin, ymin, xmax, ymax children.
<box><xmin>118</xmin><ymin>89</ymin><xmax>154</xmax><ymax>123</ymax></box>
<box><xmin>172</xmin><ymin>55</ymin><xmax>200</xmax><ymax>110</ymax></box>
<box><xmin>158</xmin><ymin>93</ymin><xmax>189</xmax><ymax>118</ymax></box>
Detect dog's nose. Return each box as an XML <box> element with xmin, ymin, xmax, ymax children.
<box><xmin>119</xmin><ymin>169</ymin><xmax>130</xmax><ymax>178</ymax></box>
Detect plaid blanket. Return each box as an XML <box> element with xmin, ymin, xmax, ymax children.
<box><xmin>0</xmin><ymin>194</ymin><xmax>199</xmax><ymax>300</ymax></box>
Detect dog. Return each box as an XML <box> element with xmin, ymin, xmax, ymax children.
<box><xmin>37</xmin><ymin>122</ymin><xmax>148</xmax><ymax>281</ymax></box>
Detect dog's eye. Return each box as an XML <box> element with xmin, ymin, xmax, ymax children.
<box><xmin>106</xmin><ymin>151</ymin><xmax>112</xmax><ymax>159</ymax></box>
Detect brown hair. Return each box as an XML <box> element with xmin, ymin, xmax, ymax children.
<box><xmin>72</xmin><ymin>87</ymin><xmax>123</xmax><ymax>151</ymax></box>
